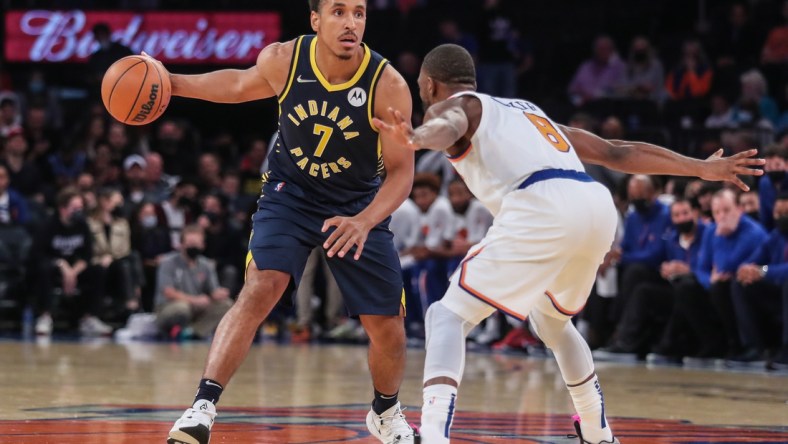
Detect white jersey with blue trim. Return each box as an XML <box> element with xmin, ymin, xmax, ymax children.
<box><xmin>446</xmin><ymin>92</ymin><xmax>586</xmax><ymax>216</ymax></box>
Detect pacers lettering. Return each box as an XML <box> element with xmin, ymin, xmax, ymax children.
<box><xmin>286</xmin><ymin>100</ymin><xmax>358</xmax><ymax>140</ymax></box>
<box><xmin>285</xmin><ymin>100</ymin><xmax>359</xmax><ymax>178</ymax></box>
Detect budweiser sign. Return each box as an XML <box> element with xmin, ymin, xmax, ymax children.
<box><xmin>4</xmin><ymin>10</ymin><xmax>281</xmax><ymax>64</ymax></box>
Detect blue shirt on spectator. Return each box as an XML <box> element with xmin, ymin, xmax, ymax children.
<box><xmin>744</xmin><ymin>229</ymin><xmax>788</xmax><ymax>285</ymax></box>
<box><xmin>694</xmin><ymin>216</ymin><xmax>767</xmax><ymax>289</ymax></box>
<box><xmin>663</xmin><ymin>222</ymin><xmax>707</xmax><ymax>270</ymax></box>
<box><xmin>0</xmin><ymin>188</ymin><xmax>29</xmax><ymax>225</ymax></box>
<box><xmin>620</xmin><ymin>200</ymin><xmax>671</xmax><ymax>269</ymax></box>
<box><xmin>758</xmin><ymin>174</ymin><xmax>788</xmax><ymax>231</ymax></box>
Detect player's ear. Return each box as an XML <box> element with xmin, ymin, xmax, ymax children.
<box><xmin>310</xmin><ymin>10</ymin><xmax>320</xmax><ymax>32</ymax></box>
<box><xmin>427</xmin><ymin>77</ymin><xmax>437</xmax><ymax>100</ymax></box>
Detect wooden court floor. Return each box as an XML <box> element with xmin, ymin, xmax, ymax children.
<box><xmin>0</xmin><ymin>339</ymin><xmax>786</xmax><ymax>443</ymax></box>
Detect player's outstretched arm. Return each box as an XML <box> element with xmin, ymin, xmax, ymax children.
<box><xmin>560</xmin><ymin>124</ymin><xmax>765</xmax><ymax>191</ymax></box>
<box><xmin>373</xmin><ymin>97</ymin><xmax>471</xmax><ymax>151</ymax></box>
<box><xmin>140</xmin><ymin>40</ymin><xmax>293</xmax><ymax>104</ymax></box>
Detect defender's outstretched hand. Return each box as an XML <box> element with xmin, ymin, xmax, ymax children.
<box><xmin>700</xmin><ymin>149</ymin><xmax>765</xmax><ymax>192</ymax></box>
<box><xmin>373</xmin><ymin>107</ymin><xmax>419</xmax><ymax>150</ymax></box>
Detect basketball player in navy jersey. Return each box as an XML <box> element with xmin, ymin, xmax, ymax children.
<box><xmin>152</xmin><ymin>2</ymin><xmax>416</xmax><ymax>443</ymax></box>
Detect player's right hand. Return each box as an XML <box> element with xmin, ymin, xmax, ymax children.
<box><xmin>140</xmin><ymin>51</ymin><xmax>170</xmax><ymax>78</ymax></box>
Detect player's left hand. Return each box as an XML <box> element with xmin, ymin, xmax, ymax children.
<box><xmin>701</xmin><ymin>148</ymin><xmax>765</xmax><ymax>192</ymax></box>
<box><xmin>322</xmin><ymin>216</ymin><xmax>372</xmax><ymax>260</ymax></box>
<box><xmin>372</xmin><ymin>107</ymin><xmax>419</xmax><ymax>150</ymax></box>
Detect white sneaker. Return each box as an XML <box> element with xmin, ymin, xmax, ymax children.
<box><xmin>79</xmin><ymin>316</ymin><xmax>112</xmax><ymax>336</ymax></box>
<box><xmin>327</xmin><ymin>319</ymin><xmax>361</xmax><ymax>339</ymax></box>
<box><xmin>35</xmin><ymin>314</ymin><xmax>53</xmax><ymax>336</ymax></box>
<box><xmin>168</xmin><ymin>400</ymin><xmax>217</xmax><ymax>444</ymax></box>
<box><xmin>366</xmin><ymin>402</ymin><xmax>415</xmax><ymax>443</ymax></box>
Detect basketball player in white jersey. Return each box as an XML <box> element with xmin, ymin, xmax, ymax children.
<box><xmin>373</xmin><ymin>44</ymin><xmax>764</xmax><ymax>444</ymax></box>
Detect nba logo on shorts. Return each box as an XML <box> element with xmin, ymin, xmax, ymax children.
<box><xmin>275</xmin><ymin>182</ymin><xmax>285</xmax><ymax>192</ymax></box>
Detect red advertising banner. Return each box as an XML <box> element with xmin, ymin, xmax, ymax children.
<box><xmin>4</xmin><ymin>10</ymin><xmax>282</xmax><ymax>64</ymax></box>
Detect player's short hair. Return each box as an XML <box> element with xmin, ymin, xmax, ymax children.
<box><xmin>413</xmin><ymin>173</ymin><xmax>441</xmax><ymax>194</ymax></box>
<box><xmin>777</xmin><ymin>191</ymin><xmax>788</xmax><ymax>202</ymax></box>
<box><xmin>309</xmin><ymin>0</ymin><xmax>365</xmax><ymax>12</ymax></box>
<box><xmin>422</xmin><ymin>44</ymin><xmax>476</xmax><ymax>87</ymax></box>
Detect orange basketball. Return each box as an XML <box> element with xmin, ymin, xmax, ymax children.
<box><xmin>101</xmin><ymin>55</ymin><xmax>171</xmax><ymax>126</ymax></box>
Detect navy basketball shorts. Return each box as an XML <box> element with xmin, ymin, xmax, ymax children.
<box><xmin>246</xmin><ymin>183</ymin><xmax>405</xmax><ymax>317</ymax></box>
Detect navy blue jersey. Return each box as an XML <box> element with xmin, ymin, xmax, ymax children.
<box><xmin>265</xmin><ymin>35</ymin><xmax>389</xmax><ymax>211</ymax></box>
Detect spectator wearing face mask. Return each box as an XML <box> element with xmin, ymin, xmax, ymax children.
<box><xmin>758</xmin><ymin>144</ymin><xmax>788</xmax><ymax>231</ymax></box>
<box><xmin>123</xmin><ymin>155</ymin><xmax>148</xmax><ymax>208</ymax></box>
<box><xmin>155</xmin><ymin>224</ymin><xmax>232</xmax><ymax>339</ymax></box>
<box><xmin>692</xmin><ymin>189</ymin><xmax>767</xmax><ymax>361</ymax></box>
<box><xmin>87</xmin><ymin>188</ymin><xmax>140</xmax><ymax>317</ymax></box>
<box><xmin>31</xmin><ymin>187</ymin><xmax>112</xmax><ymax>337</ymax></box>
<box><xmin>132</xmin><ymin>201</ymin><xmax>172</xmax><ymax>312</ymax></box>
<box><xmin>733</xmin><ymin>191</ymin><xmax>788</xmax><ymax>368</ymax></box>
<box><xmin>621</xmin><ymin>36</ymin><xmax>665</xmax><ymax>102</ymax></box>
<box><xmin>1</xmin><ymin>127</ymin><xmax>43</xmax><ymax>201</ymax></box>
<box><xmin>595</xmin><ymin>198</ymin><xmax>705</xmax><ymax>361</ymax></box>
<box><xmin>161</xmin><ymin>179</ymin><xmax>198</xmax><ymax>249</ymax></box>
<box><xmin>603</xmin><ymin>175</ymin><xmax>671</xmax><ymax>326</ymax></box>
<box><xmin>738</xmin><ymin>191</ymin><xmax>761</xmax><ymax>222</ymax></box>
<box><xmin>197</xmin><ymin>192</ymin><xmax>245</xmax><ymax>294</ymax></box>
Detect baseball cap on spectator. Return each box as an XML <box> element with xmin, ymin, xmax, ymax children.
<box><xmin>124</xmin><ymin>154</ymin><xmax>147</xmax><ymax>171</ymax></box>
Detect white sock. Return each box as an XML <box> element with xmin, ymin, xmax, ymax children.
<box><xmin>421</xmin><ymin>384</ymin><xmax>457</xmax><ymax>443</ymax></box>
<box><xmin>567</xmin><ymin>375</ymin><xmax>613</xmax><ymax>443</ymax></box>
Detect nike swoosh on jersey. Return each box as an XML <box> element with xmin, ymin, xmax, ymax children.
<box><xmin>297</xmin><ymin>75</ymin><xmax>317</xmax><ymax>83</ymax></box>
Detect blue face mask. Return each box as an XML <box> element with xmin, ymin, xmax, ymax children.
<box><xmin>141</xmin><ymin>215</ymin><xmax>158</xmax><ymax>228</ymax></box>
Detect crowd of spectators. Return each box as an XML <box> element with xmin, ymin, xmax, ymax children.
<box><xmin>0</xmin><ymin>0</ymin><xmax>786</xmax><ymax>370</ymax></box>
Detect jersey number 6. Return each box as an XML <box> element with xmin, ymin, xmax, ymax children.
<box><xmin>524</xmin><ymin>113</ymin><xmax>570</xmax><ymax>152</ymax></box>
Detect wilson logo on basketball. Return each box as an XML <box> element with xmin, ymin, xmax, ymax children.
<box><xmin>132</xmin><ymin>83</ymin><xmax>160</xmax><ymax>123</ymax></box>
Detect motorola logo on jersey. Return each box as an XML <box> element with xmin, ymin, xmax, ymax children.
<box><xmin>348</xmin><ymin>87</ymin><xmax>367</xmax><ymax>107</ymax></box>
